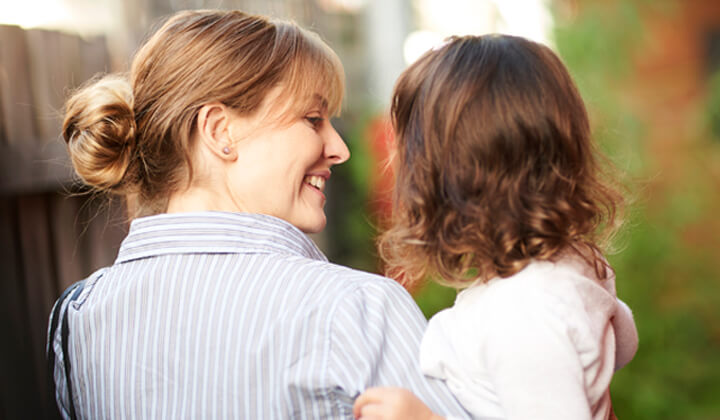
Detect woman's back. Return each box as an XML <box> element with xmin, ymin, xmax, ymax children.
<box><xmin>49</xmin><ymin>212</ymin><xmax>468</xmax><ymax>418</ymax></box>
<box><xmin>49</xmin><ymin>9</ymin><xmax>470</xmax><ymax>419</ymax></box>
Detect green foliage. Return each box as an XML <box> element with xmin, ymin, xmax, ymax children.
<box><xmin>554</xmin><ymin>1</ymin><xmax>647</xmax><ymax>172</ymax></box>
<box><xmin>555</xmin><ymin>1</ymin><xmax>720</xmax><ymax>418</ymax></box>
<box><xmin>608</xmin><ymin>194</ymin><xmax>720</xmax><ymax>419</ymax></box>
<box><xmin>413</xmin><ymin>280</ymin><xmax>458</xmax><ymax>319</ymax></box>
<box><xmin>326</xmin><ymin>114</ymin><xmax>378</xmax><ymax>272</ymax></box>
<box><xmin>707</xmin><ymin>70</ymin><xmax>720</xmax><ymax>140</ymax></box>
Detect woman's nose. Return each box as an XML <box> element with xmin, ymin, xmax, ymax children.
<box><xmin>325</xmin><ymin>124</ymin><xmax>350</xmax><ymax>164</ymax></box>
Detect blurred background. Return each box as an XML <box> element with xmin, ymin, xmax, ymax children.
<box><xmin>1</xmin><ymin>0</ymin><xmax>719</xmax><ymax>418</ymax></box>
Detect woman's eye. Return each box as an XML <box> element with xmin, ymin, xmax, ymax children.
<box><xmin>306</xmin><ymin>116</ymin><xmax>323</xmax><ymax>129</ymax></box>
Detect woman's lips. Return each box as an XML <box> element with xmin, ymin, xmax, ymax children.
<box><xmin>303</xmin><ymin>170</ymin><xmax>330</xmax><ymax>193</ymax></box>
<box><xmin>303</xmin><ymin>175</ymin><xmax>326</xmax><ymax>192</ymax></box>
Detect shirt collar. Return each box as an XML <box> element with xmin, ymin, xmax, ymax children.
<box><xmin>115</xmin><ymin>211</ymin><xmax>328</xmax><ymax>264</ymax></box>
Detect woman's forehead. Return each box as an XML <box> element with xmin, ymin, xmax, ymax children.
<box><xmin>308</xmin><ymin>94</ymin><xmax>329</xmax><ymax>112</ymax></box>
<box><xmin>272</xmin><ymin>89</ymin><xmax>333</xmax><ymax>117</ymax></box>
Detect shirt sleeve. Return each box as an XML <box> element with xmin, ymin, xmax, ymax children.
<box><xmin>597</xmin><ymin>271</ymin><xmax>639</xmax><ymax>371</ymax></box>
<box><xmin>326</xmin><ymin>277</ymin><xmax>470</xmax><ymax>419</ymax></box>
<box><xmin>613</xmin><ymin>298</ymin><xmax>638</xmax><ymax>371</ymax></box>
<box><xmin>47</xmin><ymin>293</ymin><xmax>73</xmax><ymax>420</ymax></box>
<box><xmin>481</xmin><ymin>295</ymin><xmax>592</xmax><ymax>420</ymax></box>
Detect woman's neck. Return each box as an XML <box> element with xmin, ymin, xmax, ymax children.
<box><xmin>166</xmin><ymin>186</ymin><xmax>238</xmax><ymax>214</ymax></box>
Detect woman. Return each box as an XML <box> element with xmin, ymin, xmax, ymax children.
<box><xmin>47</xmin><ymin>10</ymin><xmax>468</xmax><ymax>419</ymax></box>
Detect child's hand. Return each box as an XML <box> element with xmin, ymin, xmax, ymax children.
<box><xmin>353</xmin><ymin>387</ymin><xmax>444</xmax><ymax>420</ymax></box>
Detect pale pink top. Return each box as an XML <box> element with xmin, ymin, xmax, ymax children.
<box><xmin>421</xmin><ymin>256</ymin><xmax>638</xmax><ymax>420</ymax></box>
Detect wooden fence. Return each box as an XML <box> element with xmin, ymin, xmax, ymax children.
<box><xmin>0</xmin><ymin>25</ymin><xmax>126</xmax><ymax>419</ymax></box>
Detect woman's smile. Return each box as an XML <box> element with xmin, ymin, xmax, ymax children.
<box><xmin>303</xmin><ymin>171</ymin><xmax>330</xmax><ymax>196</ymax></box>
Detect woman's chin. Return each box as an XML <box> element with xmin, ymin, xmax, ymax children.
<box><xmin>295</xmin><ymin>214</ymin><xmax>327</xmax><ymax>234</ymax></box>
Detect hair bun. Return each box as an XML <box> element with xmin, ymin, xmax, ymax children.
<box><xmin>63</xmin><ymin>74</ymin><xmax>136</xmax><ymax>192</ymax></box>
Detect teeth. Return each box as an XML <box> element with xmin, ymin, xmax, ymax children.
<box><xmin>304</xmin><ymin>175</ymin><xmax>325</xmax><ymax>191</ymax></box>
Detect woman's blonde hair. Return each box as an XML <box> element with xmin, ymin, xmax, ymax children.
<box><xmin>380</xmin><ymin>35</ymin><xmax>624</xmax><ymax>289</ymax></box>
<box><xmin>63</xmin><ymin>10</ymin><xmax>344</xmax><ymax>217</ymax></box>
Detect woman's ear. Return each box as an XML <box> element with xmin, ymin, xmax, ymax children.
<box><xmin>197</xmin><ymin>102</ymin><xmax>238</xmax><ymax>161</ymax></box>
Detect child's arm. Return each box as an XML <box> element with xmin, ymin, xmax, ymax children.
<box><xmin>613</xmin><ymin>298</ymin><xmax>639</xmax><ymax>371</ymax></box>
<box><xmin>353</xmin><ymin>387</ymin><xmax>445</xmax><ymax>420</ymax></box>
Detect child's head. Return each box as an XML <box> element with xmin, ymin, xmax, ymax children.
<box><xmin>381</xmin><ymin>34</ymin><xmax>623</xmax><ymax>287</ymax></box>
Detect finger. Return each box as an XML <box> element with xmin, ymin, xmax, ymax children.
<box><xmin>353</xmin><ymin>392</ymin><xmax>372</xmax><ymax>418</ymax></box>
<box><xmin>353</xmin><ymin>388</ymin><xmax>388</xmax><ymax>419</ymax></box>
<box><xmin>354</xmin><ymin>402</ymin><xmax>388</xmax><ymax>420</ymax></box>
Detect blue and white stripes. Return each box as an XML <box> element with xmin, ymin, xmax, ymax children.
<box><xmin>48</xmin><ymin>211</ymin><xmax>468</xmax><ymax>419</ymax></box>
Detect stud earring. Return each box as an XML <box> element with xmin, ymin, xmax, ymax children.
<box><xmin>222</xmin><ymin>146</ymin><xmax>231</xmax><ymax>155</ymax></box>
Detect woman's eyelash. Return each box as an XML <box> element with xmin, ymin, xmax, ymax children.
<box><xmin>306</xmin><ymin>116</ymin><xmax>323</xmax><ymax>127</ymax></box>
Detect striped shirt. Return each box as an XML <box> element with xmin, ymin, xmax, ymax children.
<box><xmin>48</xmin><ymin>211</ymin><xmax>469</xmax><ymax>419</ymax></box>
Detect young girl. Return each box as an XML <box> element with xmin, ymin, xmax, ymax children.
<box><xmin>353</xmin><ymin>35</ymin><xmax>638</xmax><ymax>420</ymax></box>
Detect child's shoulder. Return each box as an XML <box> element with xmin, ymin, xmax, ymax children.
<box><xmin>454</xmin><ymin>258</ymin><xmax>616</xmax><ymax>324</ymax></box>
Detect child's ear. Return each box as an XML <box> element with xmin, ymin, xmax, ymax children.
<box><xmin>196</xmin><ymin>102</ymin><xmax>237</xmax><ymax>161</ymax></box>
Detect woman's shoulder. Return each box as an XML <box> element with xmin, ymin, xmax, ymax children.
<box><xmin>302</xmin><ymin>258</ymin><xmax>409</xmax><ymax>291</ymax></box>
<box><xmin>325</xmin><ymin>262</ymin><xmax>417</xmax><ymax>306</ymax></box>
<box><xmin>264</xmin><ymin>255</ymin><xmax>416</xmax><ymax>314</ymax></box>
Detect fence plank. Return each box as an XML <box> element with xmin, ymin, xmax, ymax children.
<box><xmin>80</xmin><ymin>36</ymin><xmax>111</xmax><ymax>85</ymax></box>
<box><xmin>0</xmin><ymin>197</ymin><xmax>47</xmax><ymax>419</ymax></box>
<box><xmin>0</xmin><ymin>138</ymin><xmax>75</xmax><ymax>194</ymax></box>
<box><xmin>82</xmin><ymin>197</ymin><xmax>127</xmax><ymax>273</ymax></box>
<box><xmin>0</xmin><ymin>26</ymin><xmax>110</xmax><ymax>194</ymax></box>
<box><xmin>0</xmin><ymin>25</ymin><xmax>37</xmax><ymax>147</ymax></box>
<box><xmin>26</xmin><ymin>29</ymin><xmax>82</xmax><ymax>143</ymax></box>
<box><xmin>49</xmin><ymin>194</ymin><xmax>85</xmax><ymax>289</ymax></box>
<box><xmin>0</xmin><ymin>197</ymin><xmax>29</xmax><ymax>417</ymax></box>
<box><xmin>16</xmin><ymin>194</ymin><xmax>62</xmax><ymax>419</ymax></box>
<box><xmin>0</xmin><ymin>80</ymin><xmax>6</xmax><ymax>144</ymax></box>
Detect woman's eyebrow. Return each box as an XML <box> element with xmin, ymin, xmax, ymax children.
<box><xmin>311</xmin><ymin>94</ymin><xmax>329</xmax><ymax>112</ymax></box>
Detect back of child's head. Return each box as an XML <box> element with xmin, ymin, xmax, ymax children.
<box><xmin>380</xmin><ymin>34</ymin><xmax>624</xmax><ymax>288</ymax></box>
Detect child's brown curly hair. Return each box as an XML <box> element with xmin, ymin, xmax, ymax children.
<box><xmin>379</xmin><ymin>34</ymin><xmax>625</xmax><ymax>288</ymax></box>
